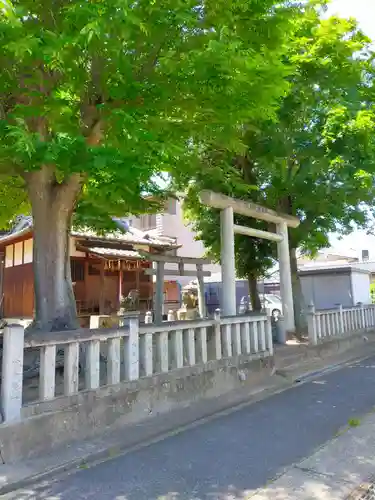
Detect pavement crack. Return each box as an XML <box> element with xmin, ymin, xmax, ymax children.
<box><xmin>295</xmin><ymin>466</ymin><xmax>356</xmax><ymax>485</ymax></box>
<box><xmin>295</xmin><ymin>466</ymin><xmax>335</xmax><ymax>479</ymax></box>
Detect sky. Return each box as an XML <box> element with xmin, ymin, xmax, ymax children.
<box><xmin>328</xmin><ymin>0</ymin><xmax>375</xmax><ymax>39</ymax></box>
<box><xmin>321</xmin><ymin>1</ymin><xmax>375</xmax><ymax>258</ymax></box>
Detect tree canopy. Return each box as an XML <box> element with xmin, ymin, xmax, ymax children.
<box><xmin>183</xmin><ymin>4</ymin><xmax>375</xmax><ymax>328</ymax></box>
<box><xmin>0</xmin><ymin>0</ymin><xmax>300</xmax><ymax>330</ymax></box>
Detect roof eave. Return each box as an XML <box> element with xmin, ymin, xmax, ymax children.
<box><xmin>0</xmin><ymin>227</ymin><xmax>33</xmax><ymax>245</ymax></box>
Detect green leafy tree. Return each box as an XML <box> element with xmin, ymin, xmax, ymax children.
<box><xmin>247</xmin><ymin>13</ymin><xmax>375</xmax><ymax>329</ymax></box>
<box><xmin>184</xmin><ymin>154</ymin><xmax>276</xmax><ymax>311</ymax></box>
<box><xmin>184</xmin><ymin>5</ymin><xmax>375</xmax><ymax>330</ymax></box>
<box><xmin>0</xmin><ymin>0</ymin><xmax>296</xmax><ymax>332</ymax></box>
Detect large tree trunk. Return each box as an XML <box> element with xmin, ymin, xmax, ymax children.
<box><xmin>25</xmin><ymin>167</ymin><xmax>83</xmax><ymax>333</ymax></box>
<box><xmin>248</xmin><ymin>274</ymin><xmax>261</xmax><ymax>311</ymax></box>
<box><xmin>290</xmin><ymin>247</ymin><xmax>307</xmax><ymax>333</ymax></box>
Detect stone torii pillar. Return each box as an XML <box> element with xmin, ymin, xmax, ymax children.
<box><xmin>220</xmin><ymin>207</ymin><xmax>236</xmax><ymax>316</ymax></box>
<box><xmin>200</xmin><ymin>191</ymin><xmax>300</xmax><ymax>333</ymax></box>
<box><xmin>276</xmin><ymin>221</ymin><xmax>295</xmax><ymax>333</ymax></box>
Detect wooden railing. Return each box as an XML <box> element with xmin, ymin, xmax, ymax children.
<box><xmin>0</xmin><ymin>311</ymin><xmax>273</xmax><ymax>422</ymax></box>
<box><xmin>307</xmin><ymin>303</ymin><xmax>375</xmax><ymax>345</ymax></box>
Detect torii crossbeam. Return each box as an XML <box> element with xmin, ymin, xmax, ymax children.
<box><xmin>199</xmin><ymin>191</ymin><xmax>300</xmax><ymax>333</ymax></box>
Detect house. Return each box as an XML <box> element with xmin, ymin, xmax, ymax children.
<box><xmin>298</xmin><ymin>263</ymin><xmax>371</xmax><ymax>309</ymax></box>
<box><xmin>0</xmin><ymin>216</ymin><xmax>178</xmax><ymax>321</ymax></box>
<box><xmin>126</xmin><ymin>198</ymin><xmax>221</xmax><ymax>307</ymax></box>
<box><xmin>297</xmin><ymin>249</ymin><xmax>359</xmax><ymax>267</ymax></box>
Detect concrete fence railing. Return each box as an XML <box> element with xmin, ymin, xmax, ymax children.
<box><xmin>307</xmin><ymin>303</ymin><xmax>375</xmax><ymax>345</ymax></box>
<box><xmin>0</xmin><ymin>311</ymin><xmax>273</xmax><ymax>423</ymax></box>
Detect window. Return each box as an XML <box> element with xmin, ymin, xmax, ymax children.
<box><xmin>23</xmin><ymin>239</ymin><xmax>33</xmax><ymax>264</ymax></box>
<box><xmin>5</xmin><ymin>245</ymin><xmax>13</xmax><ymax>268</ymax></box>
<box><xmin>14</xmin><ymin>242</ymin><xmax>23</xmax><ymax>266</ymax></box>
<box><xmin>140</xmin><ymin>214</ymin><xmax>157</xmax><ymax>230</ymax></box>
<box><xmin>71</xmin><ymin>260</ymin><xmax>85</xmax><ymax>282</ymax></box>
<box><xmin>166</xmin><ymin>199</ymin><xmax>177</xmax><ymax>215</ymax></box>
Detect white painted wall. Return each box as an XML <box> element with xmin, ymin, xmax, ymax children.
<box><xmin>158</xmin><ymin>200</ymin><xmax>220</xmax><ymax>286</ymax></box>
<box><xmin>5</xmin><ymin>245</ymin><xmax>13</xmax><ymax>268</ymax></box>
<box><xmin>300</xmin><ymin>274</ymin><xmax>352</xmax><ymax>309</ymax></box>
<box><xmin>23</xmin><ymin>238</ymin><xmax>33</xmax><ymax>264</ymax></box>
<box><xmin>128</xmin><ymin>199</ymin><xmax>221</xmax><ymax>287</ymax></box>
<box><xmin>5</xmin><ymin>237</ymin><xmax>84</xmax><ymax>268</ymax></box>
<box><xmin>351</xmin><ymin>271</ymin><xmax>371</xmax><ymax>305</ymax></box>
<box><xmin>300</xmin><ymin>270</ymin><xmax>371</xmax><ymax>309</ymax></box>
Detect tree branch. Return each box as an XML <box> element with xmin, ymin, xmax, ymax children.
<box><xmin>86</xmin><ymin>119</ymin><xmax>103</xmax><ymax>146</ymax></box>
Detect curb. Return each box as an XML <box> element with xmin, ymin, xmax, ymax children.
<box><xmin>0</xmin><ymin>350</ymin><xmax>372</xmax><ymax>495</ymax></box>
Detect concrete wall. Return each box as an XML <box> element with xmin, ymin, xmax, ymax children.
<box><xmin>2</xmin><ymin>327</ymin><xmax>375</xmax><ymax>463</ymax></box>
<box><xmin>300</xmin><ymin>269</ymin><xmax>372</xmax><ymax>309</ymax></box>
<box><xmin>1</xmin><ymin>353</ymin><xmax>273</xmax><ymax>462</ymax></box>
<box><xmin>300</xmin><ymin>273</ymin><xmax>352</xmax><ymax>309</ymax></box>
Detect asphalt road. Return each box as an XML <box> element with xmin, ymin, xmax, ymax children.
<box><xmin>5</xmin><ymin>356</ymin><xmax>375</xmax><ymax>500</ymax></box>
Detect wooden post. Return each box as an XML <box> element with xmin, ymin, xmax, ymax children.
<box><xmin>118</xmin><ymin>267</ymin><xmax>123</xmax><ymax>310</ymax></box>
<box><xmin>196</xmin><ymin>263</ymin><xmax>206</xmax><ymax>318</ymax></box>
<box><xmin>154</xmin><ymin>261</ymin><xmax>164</xmax><ymax>325</ymax></box>
<box><xmin>99</xmin><ymin>260</ymin><xmax>105</xmax><ymax>315</ymax></box>
<box><xmin>136</xmin><ymin>267</ymin><xmax>140</xmax><ymax>293</ymax></box>
<box><xmin>84</xmin><ymin>258</ymin><xmax>89</xmax><ymax>312</ymax></box>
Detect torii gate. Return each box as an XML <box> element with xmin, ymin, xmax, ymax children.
<box><xmin>199</xmin><ymin>191</ymin><xmax>300</xmax><ymax>333</ymax></box>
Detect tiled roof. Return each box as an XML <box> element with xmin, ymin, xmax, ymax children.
<box><xmin>72</xmin><ymin>226</ymin><xmax>177</xmax><ymax>248</ymax></box>
<box><xmin>85</xmin><ymin>247</ymin><xmax>141</xmax><ymax>259</ymax></box>
<box><xmin>0</xmin><ymin>216</ymin><xmax>178</xmax><ymax>249</ymax></box>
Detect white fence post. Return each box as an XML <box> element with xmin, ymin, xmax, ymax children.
<box><xmin>125</xmin><ymin>315</ymin><xmax>139</xmax><ymax>381</ymax></box>
<box><xmin>172</xmin><ymin>329</ymin><xmax>184</xmax><ymax>368</ymax></box>
<box><xmin>184</xmin><ymin>328</ymin><xmax>196</xmax><ymax>366</ymax></box>
<box><xmin>259</xmin><ymin>319</ymin><xmax>266</xmax><ymax>352</ymax></box>
<box><xmin>241</xmin><ymin>320</ymin><xmax>251</xmax><ymax>354</ymax></box>
<box><xmin>360</xmin><ymin>303</ymin><xmax>366</xmax><ymax>330</ymax></box>
<box><xmin>157</xmin><ymin>330</ymin><xmax>169</xmax><ymax>372</ymax></box>
<box><xmin>266</xmin><ymin>315</ymin><xmax>274</xmax><ymax>356</ymax></box>
<box><xmin>222</xmin><ymin>324</ymin><xmax>232</xmax><ymax>357</ymax></box>
<box><xmin>40</xmin><ymin>344</ymin><xmax>56</xmax><ymax>401</ymax></box>
<box><xmin>233</xmin><ymin>323</ymin><xmax>241</xmax><ymax>355</ymax></box>
<box><xmin>307</xmin><ymin>304</ymin><xmax>317</xmax><ymax>345</ymax></box>
<box><xmin>107</xmin><ymin>337</ymin><xmax>121</xmax><ymax>385</ymax></box>
<box><xmin>85</xmin><ymin>339</ymin><xmax>100</xmax><ymax>390</ymax></box>
<box><xmin>213</xmin><ymin>309</ymin><xmax>222</xmax><ymax>360</ymax></box>
<box><xmin>1</xmin><ymin>325</ymin><xmax>24</xmax><ymax>422</ymax></box>
<box><xmin>64</xmin><ymin>342</ymin><xmax>79</xmax><ymax>396</ymax></box>
<box><xmin>141</xmin><ymin>311</ymin><xmax>153</xmax><ymax>376</ymax></box>
<box><xmin>338</xmin><ymin>304</ymin><xmax>344</xmax><ymax>335</ymax></box>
